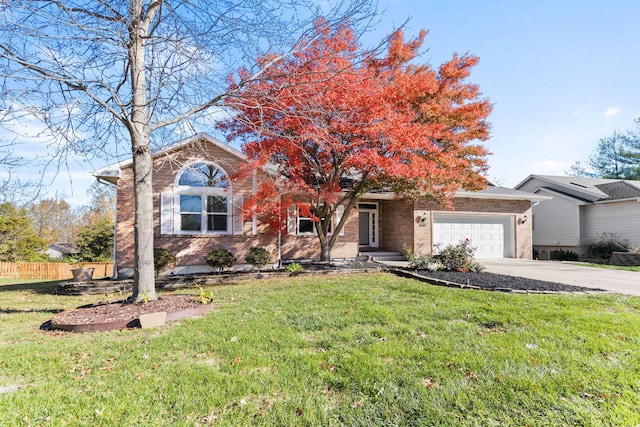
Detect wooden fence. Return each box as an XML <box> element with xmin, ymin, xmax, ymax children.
<box><xmin>0</xmin><ymin>262</ymin><xmax>114</xmax><ymax>281</ymax></box>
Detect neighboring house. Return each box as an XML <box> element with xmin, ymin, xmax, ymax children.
<box><xmin>515</xmin><ymin>175</ymin><xmax>640</xmax><ymax>254</ymax></box>
<box><xmin>46</xmin><ymin>243</ymin><xmax>80</xmax><ymax>260</ymax></box>
<box><xmin>94</xmin><ymin>133</ymin><xmax>545</xmax><ymax>276</ymax></box>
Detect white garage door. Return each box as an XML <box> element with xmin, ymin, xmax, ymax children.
<box><xmin>432</xmin><ymin>216</ymin><xmax>513</xmax><ymax>258</ymax></box>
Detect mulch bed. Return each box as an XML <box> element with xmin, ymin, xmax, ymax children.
<box><xmin>411</xmin><ymin>270</ymin><xmax>606</xmax><ymax>293</ymax></box>
<box><xmin>48</xmin><ymin>294</ymin><xmax>212</xmax><ymax>332</ymax></box>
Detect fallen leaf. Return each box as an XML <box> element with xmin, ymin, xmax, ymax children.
<box><xmin>422</xmin><ymin>378</ymin><xmax>434</xmax><ymax>388</ymax></box>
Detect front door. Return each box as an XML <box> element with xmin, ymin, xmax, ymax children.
<box><xmin>358</xmin><ymin>203</ymin><xmax>378</xmax><ymax>248</ymax></box>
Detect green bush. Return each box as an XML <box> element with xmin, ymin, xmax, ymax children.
<box><xmin>431</xmin><ymin>239</ymin><xmax>485</xmax><ymax>272</ymax></box>
<box><xmin>405</xmin><ymin>247</ymin><xmax>435</xmax><ymax>271</ymax></box>
<box><xmin>194</xmin><ymin>286</ymin><xmax>215</xmax><ymax>304</ymax></box>
<box><xmin>153</xmin><ymin>248</ymin><xmax>176</xmax><ymax>274</ymax></box>
<box><xmin>206</xmin><ymin>248</ymin><xmax>236</xmax><ymax>272</ymax></box>
<box><xmin>285</xmin><ymin>262</ymin><xmax>303</xmax><ymax>274</ymax></box>
<box><xmin>245</xmin><ymin>247</ymin><xmax>270</xmax><ymax>270</ymax></box>
<box><xmin>75</xmin><ymin>218</ymin><xmax>114</xmax><ymax>262</ymax></box>
<box><xmin>550</xmin><ymin>249</ymin><xmax>579</xmax><ymax>261</ymax></box>
<box><xmin>584</xmin><ymin>232</ymin><xmax>629</xmax><ymax>259</ymax></box>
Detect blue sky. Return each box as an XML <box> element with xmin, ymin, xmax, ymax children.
<box><xmin>4</xmin><ymin>0</ymin><xmax>640</xmax><ymax>204</ymax></box>
<box><xmin>372</xmin><ymin>0</ymin><xmax>640</xmax><ymax>186</ymax></box>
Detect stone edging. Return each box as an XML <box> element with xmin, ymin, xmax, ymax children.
<box><xmin>53</xmin><ymin>266</ymin><xmax>602</xmax><ymax>297</ymax></box>
<box><xmin>50</xmin><ymin>302</ymin><xmax>214</xmax><ymax>332</ymax></box>
<box><xmin>54</xmin><ymin>267</ymin><xmax>385</xmax><ymax>295</ymax></box>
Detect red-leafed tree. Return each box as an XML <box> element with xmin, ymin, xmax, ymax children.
<box><xmin>221</xmin><ymin>20</ymin><xmax>492</xmax><ymax>261</ymax></box>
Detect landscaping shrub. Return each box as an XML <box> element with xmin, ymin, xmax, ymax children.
<box><xmin>405</xmin><ymin>247</ymin><xmax>436</xmax><ymax>271</ymax></box>
<box><xmin>153</xmin><ymin>248</ymin><xmax>176</xmax><ymax>275</ymax></box>
<box><xmin>550</xmin><ymin>249</ymin><xmax>579</xmax><ymax>261</ymax></box>
<box><xmin>195</xmin><ymin>286</ymin><xmax>215</xmax><ymax>304</ymax></box>
<box><xmin>583</xmin><ymin>232</ymin><xmax>629</xmax><ymax>259</ymax></box>
<box><xmin>284</xmin><ymin>262</ymin><xmax>303</xmax><ymax>273</ymax></box>
<box><xmin>206</xmin><ymin>249</ymin><xmax>236</xmax><ymax>272</ymax></box>
<box><xmin>408</xmin><ymin>254</ymin><xmax>435</xmax><ymax>271</ymax></box>
<box><xmin>431</xmin><ymin>239</ymin><xmax>485</xmax><ymax>272</ymax></box>
<box><xmin>245</xmin><ymin>247</ymin><xmax>270</xmax><ymax>270</ymax></box>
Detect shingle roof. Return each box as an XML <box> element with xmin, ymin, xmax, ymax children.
<box><xmin>595</xmin><ymin>181</ymin><xmax>640</xmax><ymax>200</ymax></box>
<box><xmin>515</xmin><ymin>175</ymin><xmax>640</xmax><ymax>203</ymax></box>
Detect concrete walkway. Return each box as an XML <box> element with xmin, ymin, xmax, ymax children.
<box><xmin>480</xmin><ymin>258</ymin><xmax>640</xmax><ymax>296</ymax></box>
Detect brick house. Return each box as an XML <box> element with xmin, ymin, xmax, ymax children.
<box><xmin>94</xmin><ymin>133</ymin><xmax>545</xmax><ymax>275</ymax></box>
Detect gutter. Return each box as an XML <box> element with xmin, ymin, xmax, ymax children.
<box><xmin>593</xmin><ymin>197</ymin><xmax>640</xmax><ymax>205</ymax></box>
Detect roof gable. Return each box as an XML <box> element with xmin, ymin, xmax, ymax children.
<box><xmin>515</xmin><ymin>174</ymin><xmax>640</xmax><ymax>203</ymax></box>
<box><xmin>93</xmin><ymin>133</ymin><xmax>244</xmax><ymax>184</ymax></box>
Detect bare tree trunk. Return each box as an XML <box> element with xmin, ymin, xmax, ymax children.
<box><xmin>319</xmin><ymin>237</ymin><xmax>331</xmax><ymax>262</ymax></box>
<box><xmin>128</xmin><ymin>0</ymin><xmax>156</xmax><ymax>302</ymax></box>
<box><xmin>131</xmin><ymin>136</ymin><xmax>156</xmax><ymax>301</ymax></box>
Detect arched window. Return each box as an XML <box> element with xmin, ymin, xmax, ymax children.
<box><xmin>173</xmin><ymin>162</ymin><xmax>232</xmax><ymax>234</ymax></box>
<box><xmin>178</xmin><ymin>163</ymin><xmax>228</xmax><ymax>187</ymax></box>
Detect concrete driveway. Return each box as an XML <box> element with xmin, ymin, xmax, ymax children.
<box><xmin>480</xmin><ymin>258</ymin><xmax>640</xmax><ymax>296</ymax></box>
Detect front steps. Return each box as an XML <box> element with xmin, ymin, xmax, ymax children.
<box><xmin>360</xmin><ymin>251</ymin><xmax>407</xmax><ymax>263</ymax></box>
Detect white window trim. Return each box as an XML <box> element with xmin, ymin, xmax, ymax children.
<box><xmin>174</xmin><ymin>190</ymin><xmax>232</xmax><ymax>235</ymax></box>
<box><xmin>287</xmin><ymin>205</ymin><xmax>345</xmax><ymax>237</ymax></box>
<box><xmin>159</xmin><ymin>161</ymin><xmax>244</xmax><ymax>236</ymax></box>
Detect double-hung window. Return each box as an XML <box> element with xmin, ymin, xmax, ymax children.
<box><xmin>288</xmin><ymin>205</ymin><xmax>345</xmax><ymax>236</ymax></box>
<box><xmin>297</xmin><ymin>214</ymin><xmax>315</xmax><ymax>234</ymax></box>
<box><xmin>161</xmin><ymin>161</ymin><xmax>243</xmax><ymax>235</ymax></box>
<box><xmin>179</xmin><ymin>194</ymin><xmax>229</xmax><ymax>232</ymax></box>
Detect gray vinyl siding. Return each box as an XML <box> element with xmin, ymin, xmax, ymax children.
<box><xmin>582</xmin><ymin>201</ymin><xmax>640</xmax><ymax>247</ymax></box>
<box><xmin>532</xmin><ymin>190</ymin><xmax>581</xmax><ymax>246</ymax></box>
<box><xmin>516</xmin><ymin>179</ymin><xmax>546</xmax><ymax>194</ymax></box>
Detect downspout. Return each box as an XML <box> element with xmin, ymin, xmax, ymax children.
<box><xmin>278</xmin><ymin>193</ymin><xmax>282</xmax><ymax>268</ymax></box>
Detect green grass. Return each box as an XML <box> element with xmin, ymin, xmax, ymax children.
<box><xmin>577</xmin><ymin>262</ymin><xmax>640</xmax><ymax>272</ymax></box>
<box><xmin>2</xmin><ymin>273</ymin><xmax>640</xmax><ymax>426</ymax></box>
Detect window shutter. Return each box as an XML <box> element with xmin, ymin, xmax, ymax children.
<box><xmin>287</xmin><ymin>206</ymin><xmax>297</xmax><ymax>235</ymax></box>
<box><xmin>160</xmin><ymin>192</ymin><xmax>174</xmax><ymax>234</ymax></box>
<box><xmin>232</xmin><ymin>195</ymin><xmax>244</xmax><ymax>235</ymax></box>
<box><xmin>252</xmin><ymin>214</ymin><xmax>257</xmax><ymax>236</ymax></box>
<box><xmin>336</xmin><ymin>205</ymin><xmax>345</xmax><ymax>236</ymax></box>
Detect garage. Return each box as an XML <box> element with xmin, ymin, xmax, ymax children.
<box><xmin>432</xmin><ymin>215</ymin><xmax>514</xmax><ymax>258</ymax></box>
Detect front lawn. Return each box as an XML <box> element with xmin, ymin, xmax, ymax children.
<box><xmin>579</xmin><ymin>263</ymin><xmax>640</xmax><ymax>272</ymax></box>
<box><xmin>2</xmin><ymin>273</ymin><xmax>640</xmax><ymax>426</ymax></box>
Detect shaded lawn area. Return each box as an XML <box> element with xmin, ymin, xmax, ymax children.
<box><xmin>2</xmin><ymin>273</ymin><xmax>640</xmax><ymax>426</ymax></box>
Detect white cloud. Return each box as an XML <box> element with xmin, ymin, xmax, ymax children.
<box><xmin>532</xmin><ymin>160</ymin><xmax>572</xmax><ymax>176</ymax></box>
<box><xmin>604</xmin><ymin>106</ymin><xmax>620</xmax><ymax>117</ymax></box>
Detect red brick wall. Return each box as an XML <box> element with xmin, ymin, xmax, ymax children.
<box><xmin>115</xmin><ymin>137</ymin><xmax>358</xmax><ymax>268</ymax></box>
<box><xmin>115</xmin><ymin>167</ymin><xmax>135</xmax><ymax>266</ymax></box>
<box><xmin>378</xmin><ymin>199</ymin><xmax>415</xmax><ymax>253</ymax></box>
<box><xmin>414</xmin><ymin>197</ymin><xmax>533</xmax><ymax>259</ymax></box>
